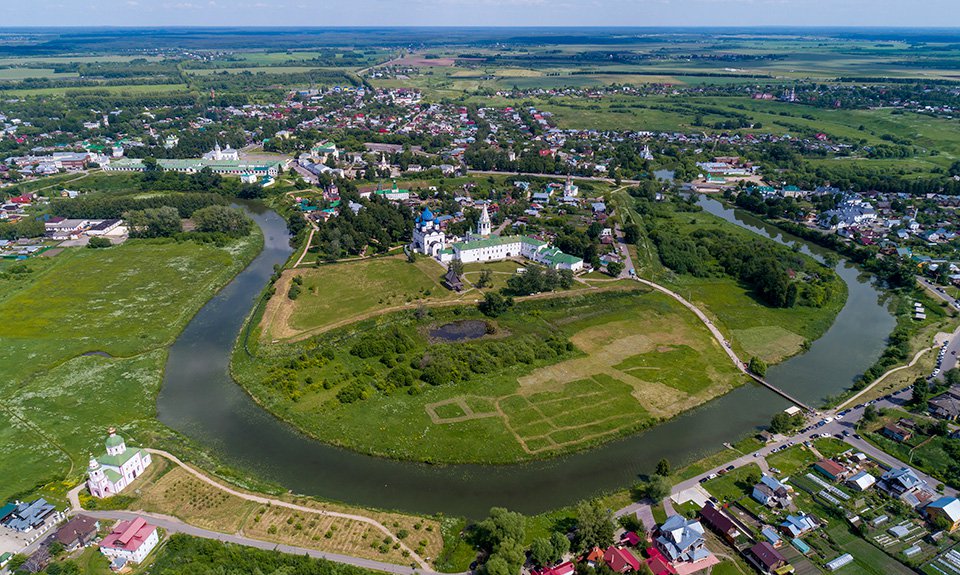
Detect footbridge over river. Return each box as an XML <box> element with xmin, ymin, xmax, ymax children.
<box><xmin>632</xmin><ymin>276</ymin><xmax>815</xmax><ymax>413</ymax></box>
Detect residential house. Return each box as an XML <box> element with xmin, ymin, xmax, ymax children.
<box><xmin>846</xmin><ymin>471</ymin><xmax>876</xmax><ymax>492</ymax></box>
<box><xmin>1</xmin><ymin>499</ymin><xmax>56</xmax><ymax>532</ymax></box>
<box><xmin>745</xmin><ymin>542</ymin><xmax>792</xmax><ymax>575</ymax></box>
<box><xmin>881</xmin><ymin>423</ymin><xmax>912</xmax><ymax>443</ymax></box>
<box><xmin>928</xmin><ymin>386</ymin><xmax>960</xmax><ymax>421</ymax></box>
<box><xmin>699</xmin><ymin>504</ymin><xmax>742</xmax><ymax>545</ymax></box>
<box><xmin>880</xmin><ymin>467</ymin><xmax>937</xmax><ymax>508</ymax></box>
<box><xmin>99</xmin><ymin>517</ymin><xmax>159</xmax><ymax>565</ymax></box>
<box><xmin>654</xmin><ymin>515</ymin><xmax>712</xmax><ymax>564</ymax></box>
<box><xmin>925</xmin><ymin>497</ymin><xmax>960</xmax><ymax>532</ymax></box>
<box><xmin>813</xmin><ymin>459</ymin><xmax>848</xmax><ymax>481</ymax></box>
<box><xmin>780</xmin><ymin>513</ymin><xmax>817</xmax><ymax>538</ymax></box>
<box><xmin>52</xmin><ymin>515</ymin><xmax>99</xmax><ymax>551</ymax></box>
<box><xmin>535</xmin><ymin>562</ymin><xmax>575</xmax><ymax>575</ymax></box>
<box><xmin>752</xmin><ymin>475</ymin><xmax>793</xmax><ymax>508</ymax></box>
<box><xmin>603</xmin><ymin>546</ymin><xmax>641</xmax><ymax>573</ymax></box>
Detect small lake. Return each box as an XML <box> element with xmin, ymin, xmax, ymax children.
<box><xmin>156</xmin><ymin>198</ymin><xmax>894</xmax><ymax>518</ymax></box>
<box><xmin>429</xmin><ymin>320</ymin><xmax>490</xmax><ymax>343</ymax></box>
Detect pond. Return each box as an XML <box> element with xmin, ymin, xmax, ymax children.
<box><xmin>429</xmin><ymin>320</ymin><xmax>490</xmax><ymax>343</ymax></box>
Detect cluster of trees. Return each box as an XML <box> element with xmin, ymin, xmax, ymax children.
<box><xmin>314</xmin><ymin>198</ymin><xmax>412</xmax><ymax>260</ymax></box>
<box><xmin>124</xmin><ymin>206</ymin><xmax>183</xmax><ymax>238</ymax></box>
<box><xmin>148</xmin><ymin>534</ymin><xmax>374</xmax><ymax>575</ymax></box>
<box><xmin>694</xmin><ymin>229</ymin><xmax>800</xmax><ymax>308</ymax></box>
<box><xmin>769</xmin><ymin>410</ymin><xmax>805</xmax><ymax>434</ymax></box>
<box><xmin>470</xmin><ymin>500</ymin><xmax>616</xmax><ymax>575</ymax></box>
<box><xmin>504</xmin><ymin>266</ymin><xmax>575</xmax><ymax>297</ymax></box>
<box><xmin>192</xmin><ymin>205</ymin><xmax>253</xmax><ymax>236</ymax></box>
<box><xmin>51</xmin><ymin>192</ymin><xmax>225</xmax><ymax>220</ymax></box>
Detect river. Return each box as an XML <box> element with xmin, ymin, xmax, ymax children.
<box><xmin>156</xmin><ymin>197</ymin><xmax>894</xmax><ymax>518</ymax></box>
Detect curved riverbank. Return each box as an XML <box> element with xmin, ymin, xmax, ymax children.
<box><xmin>157</xmin><ymin>199</ymin><xmax>894</xmax><ymax>517</ymax></box>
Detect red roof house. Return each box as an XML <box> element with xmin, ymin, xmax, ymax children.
<box><xmin>604</xmin><ymin>546</ymin><xmax>641</xmax><ymax>573</ymax></box>
<box><xmin>646</xmin><ymin>548</ymin><xmax>678</xmax><ymax>575</ymax></box>
<box><xmin>99</xmin><ymin>517</ymin><xmax>159</xmax><ymax>563</ymax></box>
<box><xmin>535</xmin><ymin>561</ymin><xmax>576</xmax><ymax>575</ymax></box>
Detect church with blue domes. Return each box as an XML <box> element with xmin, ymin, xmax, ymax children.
<box><xmin>412</xmin><ymin>206</ymin><xmax>447</xmax><ymax>258</ymax></box>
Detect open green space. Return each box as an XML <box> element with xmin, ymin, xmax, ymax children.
<box><xmin>236</xmin><ymin>289</ymin><xmax>747</xmax><ymax>464</ymax></box>
<box><xmin>0</xmin><ymin>233</ymin><xmax>262</xmax><ymax>503</ymax></box>
<box><xmin>0</xmin><ymin>83</ymin><xmax>190</xmax><ymax>96</ymax></box>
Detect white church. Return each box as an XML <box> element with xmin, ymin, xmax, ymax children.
<box><xmin>86</xmin><ymin>429</ymin><xmax>153</xmax><ymax>498</ymax></box>
<box><xmin>412</xmin><ymin>204</ymin><xmax>584</xmax><ymax>271</ymax></box>
<box><xmin>203</xmin><ymin>142</ymin><xmax>240</xmax><ymax>162</ymax></box>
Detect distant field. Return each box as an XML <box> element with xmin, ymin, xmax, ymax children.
<box><xmin>185</xmin><ymin>66</ymin><xmax>334</xmax><ymax>75</ymax></box>
<box><xmin>0</xmin><ymin>55</ymin><xmax>165</xmax><ymax>66</ymax></box>
<box><xmin>0</xmin><ymin>83</ymin><xmax>190</xmax><ymax>96</ymax></box>
<box><xmin>0</xmin><ymin>67</ymin><xmax>79</xmax><ymax>80</ymax></box>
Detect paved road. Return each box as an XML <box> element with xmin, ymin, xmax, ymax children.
<box><xmin>79</xmin><ymin>510</ymin><xmax>435</xmax><ymax>575</ymax></box>
<box><xmin>466</xmin><ymin>170</ymin><xmax>642</xmax><ymax>185</ymax></box>
<box><xmin>917</xmin><ymin>277</ymin><xmax>960</xmax><ymax>311</ymax></box>
<box><xmin>640</xmin><ymin>389</ymin><xmax>957</xmax><ymax>513</ymax></box>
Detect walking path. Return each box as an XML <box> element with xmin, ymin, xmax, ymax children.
<box><xmin>68</xmin><ymin>449</ymin><xmax>431</xmax><ymax>573</ymax></box>
<box><xmin>837</xmin><ymin>346</ymin><xmax>935</xmax><ymax>409</ymax></box>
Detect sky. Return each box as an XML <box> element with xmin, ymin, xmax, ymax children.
<box><xmin>2</xmin><ymin>0</ymin><xmax>959</xmax><ymax>27</ymax></box>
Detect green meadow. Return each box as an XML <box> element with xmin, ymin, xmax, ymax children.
<box><xmin>0</xmin><ymin>234</ymin><xmax>261</xmax><ymax>503</ymax></box>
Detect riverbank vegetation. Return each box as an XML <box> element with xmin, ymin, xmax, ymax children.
<box><xmin>235</xmin><ymin>289</ymin><xmax>748</xmax><ymax>464</ymax></box>
<box><xmin>617</xmin><ymin>191</ymin><xmax>847</xmax><ymax>364</ymax></box>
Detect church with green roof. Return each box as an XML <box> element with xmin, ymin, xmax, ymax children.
<box><xmin>86</xmin><ymin>429</ymin><xmax>152</xmax><ymax>498</ymax></box>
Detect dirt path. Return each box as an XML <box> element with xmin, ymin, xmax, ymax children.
<box><xmin>69</xmin><ymin>449</ymin><xmax>430</xmax><ymax>571</ymax></box>
<box><xmin>837</xmin><ymin>345</ymin><xmax>935</xmax><ymax>409</ymax></box>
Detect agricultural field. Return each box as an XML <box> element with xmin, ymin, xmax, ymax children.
<box><xmin>0</xmin><ymin>83</ymin><xmax>190</xmax><ymax>96</ymax></box>
<box><xmin>237</xmin><ymin>289</ymin><xmax>748</xmax><ymax>464</ymax></box>
<box><xmin>0</xmin><ymin>67</ymin><xmax>79</xmax><ymax>80</ymax></box>
<box><xmin>0</xmin><ymin>234</ymin><xmax>262</xmax><ymax>503</ymax></box>
<box><xmin>104</xmin><ymin>454</ymin><xmax>444</xmax><ymax>567</ymax></box>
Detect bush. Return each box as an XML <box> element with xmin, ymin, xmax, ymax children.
<box><xmin>87</xmin><ymin>236</ymin><xmax>112</xmax><ymax>249</ymax></box>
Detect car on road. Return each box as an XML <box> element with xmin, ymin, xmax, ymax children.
<box><xmin>726</xmin><ymin>465</ymin><xmax>735</xmax><ymax>471</ymax></box>
<box><xmin>853</xmin><ymin>434</ymin><xmax>862</xmax><ymax>439</ymax></box>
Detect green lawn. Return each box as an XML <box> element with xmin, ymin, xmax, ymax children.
<box><xmin>0</xmin><ymin>233</ymin><xmax>262</xmax><ymax>503</ymax></box>
<box><xmin>281</xmin><ymin>255</ymin><xmax>456</xmax><ymax>334</ymax></box>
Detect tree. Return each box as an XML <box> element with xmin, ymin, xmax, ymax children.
<box><xmin>124</xmin><ymin>206</ymin><xmax>182</xmax><ymax>238</ymax></box>
<box><xmin>606</xmin><ymin>261</ymin><xmax>624</xmax><ymax>277</ymax></box>
<box><xmin>748</xmin><ymin>356</ymin><xmax>767</xmax><ymax>377</ymax></box>
<box><xmin>574</xmin><ymin>499</ymin><xmax>615</xmax><ymax>553</ymax></box>
<box><xmin>559</xmin><ymin>269</ymin><xmax>575</xmax><ymax>289</ymax></box>
<box><xmin>549</xmin><ymin>531</ymin><xmax>570</xmax><ymax>560</ymax></box>
<box><xmin>655</xmin><ymin>458</ymin><xmax>671</xmax><ymax>477</ymax></box>
<box><xmin>475</xmin><ymin>507</ymin><xmax>525</xmax><ymax>552</ymax></box>
<box><xmin>87</xmin><ymin>236</ymin><xmax>111</xmax><ymax>249</ymax></box>
<box><xmin>477</xmin><ymin>268</ymin><xmax>493</xmax><ymax>289</ymax></box>
<box><xmin>449</xmin><ymin>259</ymin><xmax>465</xmax><ymax>278</ymax></box>
<box><xmin>769</xmin><ymin>412</ymin><xmax>803</xmax><ymax>434</ymax></box>
<box><xmin>862</xmin><ymin>404</ymin><xmax>879</xmax><ymax>423</ymax></box>
<box><xmin>192</xmin><ymin>205</ymin><xmax>252</xmax><ymax>236</ymax></box>
<box><xmin>617</xmin><ymin>514</ymin><xmax>644</xmax><ymax>534</ymax></box>
<box><xmin>633</xmin><ymin>475</ymin><xmax>670</xmax><ymax>503</ymax></box>
<box><xmin>623</xmin><ymin>223</ymin><xmax>641</xmax><ymax>244</ymax></box>
<box><xmin>479</xmin><ymin>292</ymin><xmax>513</xmax><ymax>318</ymax></box>
<box><xmin>530</xmin><ymin>537</ymin><xmax>556</xmax><ymax>567</ymax></box>
<box><xmin>911</xmin><ymin>377</ymin><xmax>930</xmax><ymax>406</ymax></box>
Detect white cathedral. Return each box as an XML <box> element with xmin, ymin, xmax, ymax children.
<box><xmin>412</xmin><ymin>204</ymin><xmax>584</xmax><ymax>271</ymax></box>
<box><xmin>203</xmin><ymin>142</ymin><xmax>240</xmax><ymax>162</ymax></box>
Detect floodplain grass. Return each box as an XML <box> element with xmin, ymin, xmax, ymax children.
<box><xmin>237</xmin><ymin>289</ymin><xmax>747</xmax><ymax>464</ymax></box>
<box><xmin>0</xmin><ymin>68</ymin><xmax>79</xmax><ymax>80</ymax></box>
<box><xmin>0</xmin><ymin>231</ymin><xmax>262</xmax><ymax>504</ymax></box>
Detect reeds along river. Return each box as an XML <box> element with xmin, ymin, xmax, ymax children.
<box><xmin>156</xmin><ymin>198</ymin><xmax>894</xmax><ymax>518</ymax></box>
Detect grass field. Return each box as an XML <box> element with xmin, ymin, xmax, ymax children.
<box><xmin>0</xmin><ymin>67</ymin><xmax>79</xmax><ymax>80</ymax></box>
<box><xmin>0</xmin><ymin>83</ymin><xmax>190</xmax><ymax>96</ymax></box>
<box><xmin>237</xmin><ymin>289</ymin><xmax>747</xmax><ymax>464</ymax></box>
<box><xmin>260</xmin><ymin>255</ymin><xmax>464</xmax><ymax>341</ymax></box>
<box><xmin>0</xmin><ymin>233</ymin><xmax>262</xmax><ymax>503</ymax></box>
